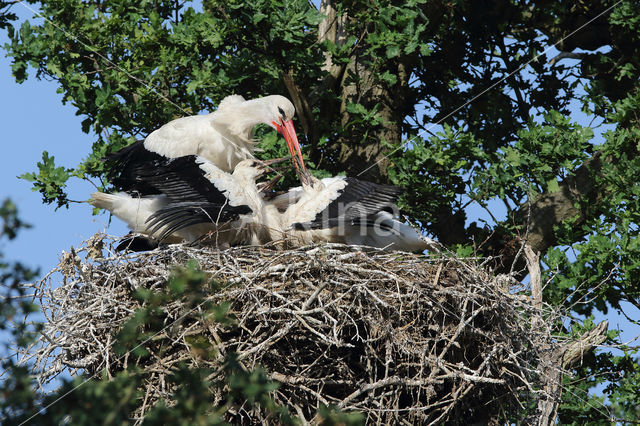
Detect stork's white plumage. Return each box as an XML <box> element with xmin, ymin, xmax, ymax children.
<box><xmin>143</xmin><ymin>95</ymin><xmax>301</xmax><ymax>171</ymax></box>
<box><xmin>105</xmin><ymin>94</ymin><xmax>306</xmax><ymax>195</ymax></box>
<box><xmin>185</xmin><ymin>157</ymin><xmax>283</xmax><ymax>247</ymax></box>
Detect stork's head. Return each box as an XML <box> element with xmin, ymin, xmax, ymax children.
<box><xmin>234</xmin><ymin>158</ymin><xmax>289</xmax><ymax>194</ymax></box>
<box><xmin>260</xmin><ymin>95</ymin><xmax>310</xmax><ymax>184</ymax></box>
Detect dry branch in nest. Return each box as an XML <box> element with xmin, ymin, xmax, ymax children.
<box><xmin>24</xmin><ymin>233</ymin><xmax>564</xmax><ymax>424</ymax></box>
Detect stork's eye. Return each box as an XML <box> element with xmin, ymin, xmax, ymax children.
<box><xmin>277</xmin><ymin>106</ymin><xmax>285</xmax><ymax>118</ymax></box>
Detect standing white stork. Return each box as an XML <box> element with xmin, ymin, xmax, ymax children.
<box><xmin>105</xmin><ymin>94</ymin><xmax>306</xmax><ymax>194</ymax></box>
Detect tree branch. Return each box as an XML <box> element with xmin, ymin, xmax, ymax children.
<box><xmin>479</xmin><ymin>153</ymin><xmax>604</xmax><ymax>274</ymax></box>
<box><xmin>524</xmin><ymin>244</ymin><xmax>542</xmax><ymax>312</ymax></box>
<box><xmin>537</xmin><ymin>321</ymin><xmax>609</xmax><ymax>426</ymax></box>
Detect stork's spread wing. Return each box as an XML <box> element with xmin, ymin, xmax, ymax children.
<box><xmin>293</xmin><ymin>177</ymin><xmax>403</xmax><ymax>230</ymax></box>
<box><xmin>138</xmin><ymin>156</ymin><xmax>252</xmax><ymax>241</ymax></box>
<box><xmin>146</xmin><ymin>201</ymin><xmax>248</xmax><ymax>242</ymax></box>
<box><xmin>132</xmin><ymin>156</ymin><xmax>233</xmax><ymax>203</ymax></box>
<box><xmin>104</xmin><ymin>140</ymin><xmax>162</xmax><ymax>194</ymax></box>
<box><xmin>105</xmin><ymin>144</ymin><xmax>252</xmax><ymax>241</ymax></box>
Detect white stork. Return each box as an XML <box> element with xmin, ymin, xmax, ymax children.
<box><xmin>105</xmin><ymin>94</ymin><xmax>306</xmax><ymax>194</ymax></box>
<box><xmin>92</xmin><ymin>92</ymin><xmax>429</xmax><ymax>252</ymax></box>
<box><xmin>90</xmin><ymin>157</ymin><xmax>275</xmax><ymax>249</ymax></box>
<box><xmin>275</xmin><ymin>174</ymin><xmax>430</xmax><ymax>252</ymax></box>
<box><xmin>135</xmin><ymin>159</ymin><xmax>430</xmax><ymax>252</ymax></box>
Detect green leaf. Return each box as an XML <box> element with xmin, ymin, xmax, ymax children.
<box><xmin>386</xmin><ymin>44</ymin><xmax>400</xmax><ymax>58</ymax></box>
<box><xmin>547</xmin><ymin>178</ymin><xmax>560</xmax><ymax>193</ymax></box>
<box><xmin>379</xmin><ymin>70</ymin><xmax>397</xmax><ymax>86</ymax></box>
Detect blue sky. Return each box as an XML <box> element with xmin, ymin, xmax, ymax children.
<box><xmin>1</xmin><ymin>4</ymin><xmax>128</xmax><ymax>275</ymax></box>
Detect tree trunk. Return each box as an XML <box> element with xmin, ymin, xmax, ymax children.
<box><xmin>536</xmin><ymin>320</ymin><xmax>608</xmax><ymax>425</ymax></box>
<box><xmin>312</xmin><ymin>0</ymin><xmax>409</xmax><ymax>183</ymax></box>
<box><xmin>332</xmin><ymin>52</ymin><xmax>399</xmax><ymax>182</ymax></box>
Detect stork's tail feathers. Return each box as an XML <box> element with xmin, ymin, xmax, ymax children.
<box><xmin>89</xmin><ymin>191</ymin><xmax>121</xmax><ymax>210</ymax></box>
<box><xmin>89</xmin><ymin>191</ymin><xmax>168</xmax><ymax>234</ymax></box>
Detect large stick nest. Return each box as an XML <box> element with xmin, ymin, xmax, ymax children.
<box><xmin>24</xmin><ymin>233</ymin><xmax>559</xmax><ymax>424</ymax></box>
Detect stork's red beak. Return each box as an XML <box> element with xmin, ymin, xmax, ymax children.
<box><xmin>273</xmin><ymin>119</ymin><xmax>312</xmax><ymax>186</ymax></box>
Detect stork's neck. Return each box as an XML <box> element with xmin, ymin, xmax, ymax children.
<box><xmin>213</xmin><ymin>98</ymin><xmax>273</xmax><ymax>144</ymax></box>
<box><xmin>230</xmin><ymin>168</ymin><xmax>266</xmax><ymax>214</ymax></box>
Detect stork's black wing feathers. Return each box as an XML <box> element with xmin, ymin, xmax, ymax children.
<box><xmin>134</xmin><ymin>155</ymin><xmax>234</xmax><ymax>204</ymax></box>
<box><xmin>115</xmin><ymin>234</ymin><xmax>159</xmax><ymax>252</ymax></box>
<box><xmin>105</xmin><ymin>142</ymin><xmax>233</xmax><ymax>205</ymax></box>
<box><xmin>138</xmin><ymin>157</ymin><xmax>253</xmax><ymax>241</ymax></box>
<box><xmin>105</xmin><ymin>142</ymin><xmax>253</xmax><ymax>241</ymax></box>
<box><xmin>294</xmin><ymin>177</ymin><xmax>403</xmax><ymax>230</ymax></box>
<box><xmin>104</xmin><ymin>142</ymin><xmax>222</xmax><ymax>203</ymax></box>
<box><xmin>104</xmin><ymin>140</ymin><xmax>164</xmax><ymax>195</ymax></box>
<box><xmin>294</xmin><ymin>214</ymin><xmax>401</xmax><ymax>235</ymax></box>
<box><xmin>146</xmin><ymin>201</ymin><xmax>251</xmax><ymax>242</ymax></box>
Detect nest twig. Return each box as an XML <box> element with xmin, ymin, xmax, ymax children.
<box><xmin>23</xmin><ymin>233</ymin><xmax>564</xmax><ymax>424</ymax></box>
